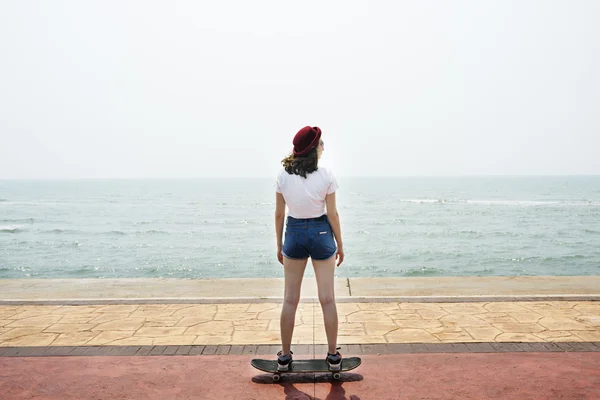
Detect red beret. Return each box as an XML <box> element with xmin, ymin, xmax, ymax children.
<box><xmin>293</xmin><ymin>126</ymin><xmax>322</xmax><ymax>157</ymax></box>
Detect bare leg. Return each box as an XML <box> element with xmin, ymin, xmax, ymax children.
<box><xmin>312</xmin><ymin>255</ymin><xmax>338</xmax><ymax>354</ymax></box>
<box><xmin>280</xmin><ymin>257</ymin><xmax>308</xmax><ymax>355</ymax></box>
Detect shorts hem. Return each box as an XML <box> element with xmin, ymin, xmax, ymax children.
<box><xmin>282</xmin><ymin>252</ymin><xmax>308</xmax><ymax>260</ymax></box>
<box><xmin>310</xmin><ymin>248</ymin><xmax>338</xmax><ymax>261</ymax></box>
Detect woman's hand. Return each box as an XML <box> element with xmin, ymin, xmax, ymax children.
<box><xmin>277</xmin><ymin>245</ymin><xmax>284</xmax><ymax>265</ymax></box>
<box><xmin>336</xmin><ymin>246</ymin><xmax>344</xmax><ymax>267</ymax></box>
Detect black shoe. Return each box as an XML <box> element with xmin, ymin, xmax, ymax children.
<box><xmin>326</xmin><ymin>347</ymin><xmax>342</xmax><ymax>371</ymax></box>
<box><xmin>277</xmin><ymin>350</ymin><xmax>293</xmax><ymax>371</ymax></box>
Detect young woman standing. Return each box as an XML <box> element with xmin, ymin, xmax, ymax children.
<box><xmin>274</xmin><ymin>125</ymin><xmax>344</xmax><ymax>371</ymax></box>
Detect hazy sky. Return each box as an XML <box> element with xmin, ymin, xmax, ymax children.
<box><xmin>1</xmin><ymin>1</ymin><xmax>599</xmax><ymax>178</ymax></box>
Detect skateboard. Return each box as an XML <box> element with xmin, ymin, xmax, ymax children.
<box><xmin>251</xmin><ymin>357</ymin><xmax>361</xmax><ymax>381</ymax></box>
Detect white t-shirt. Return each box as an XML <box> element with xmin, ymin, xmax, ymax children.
<box><xmin>275</xmin><ymin>167</ymin><xmax>339</xmax><ymax>219</ymax></box>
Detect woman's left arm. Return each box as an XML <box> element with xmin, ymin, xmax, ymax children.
<box><xmin>275</xmin><ymin>192</ymin><xmax>286</xmax><ymax>264</ymax></box>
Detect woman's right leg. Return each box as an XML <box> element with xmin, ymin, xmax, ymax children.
<box><xmin>312</xmin><ymin>255</ymin><xmax>338</xmax><ymax>355</ymax></box>
<box><xmin>280</xmin><ymin>256</ymin><xmax>308</xmax><ymax>355</ymax></box>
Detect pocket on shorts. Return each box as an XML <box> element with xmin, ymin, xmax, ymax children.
<box><xmin>316</xmin><ymin>229</ymin><xmax>337</xmax><ymax>257</ymax></box>
<box><xmin>283</xmin><ymin>231</ymin><xmax>298</xmax><ymax>257</ymax></box>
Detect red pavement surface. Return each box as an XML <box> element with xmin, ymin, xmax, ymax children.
<box><xmin>1</xmin><ymin>353</ymin><xmax>599</xmax><ymax>400</ymax></box>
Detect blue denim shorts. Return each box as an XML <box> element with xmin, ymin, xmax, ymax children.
<box><xmin>282</xmin><ymin>215</ymin><xmax>337</xmax><ymax>260</ymax></box>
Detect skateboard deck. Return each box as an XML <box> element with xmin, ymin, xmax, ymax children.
<box><xmin>251</xmin><ymin>357</ymin><xmax>361</xmax><ymax>381</ymax></box>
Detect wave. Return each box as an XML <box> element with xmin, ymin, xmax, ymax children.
<box><xmin>139</xmin><ymin>230</ymin><xmax>170</xmax><ymax>235</ymax></box>
<box><xmin>58</xmin><ymin>241</ymin><xmax>81</xmax><ymax>248</ymax></box>
<box><xmin>72</xmin><ymin>265</ymin><xmax>101</xmax><ymax>274</ymax></box>
<box><xmin>120</xmin><ymin>220</ymin><xmax>153</xmax><ymax>226</ymax></box>
<box><xmin>474</xmin><ymin>199</ymin><xmax>600</xmax><ymax>206</ymax></box>
<box><xmin>499</xmin><ymin>254</ymin><xmax>587</xmax><ymax>262</ymax></box>
<box><xmin>107</xmin><ymin>230</ymin><xmax>170</xmax><ymax>236</ymax></box>
<box><xmin>43</xmin><ymin>228</ymin><xmax>112</xmax><ymax>235</ymax></box>
<box><xmin>2</xmin><ymin>218</ymin><xmax>34</xmax><ymax>223</ymax></box>
<box><xmin>470</xmin><ymin>268</ymin><xmax>496</xmax><ymax>275</ymax></box>
<box><xmin>398</xmin><ymin>199</ymin><xmax>448</xmax><ymax>204</ymax></box>
<box><xmin>396</xmin><ymin>198</ymin><xmax>600</xmax><ymax>207</ymax></box>
<box><xmin>43</xmin><ymin>229</ymin><xmax>83</xmax><ymax>234</ymax></box>
<box><xmin>466</xmin><ymin>200</ymin><xmax>560</xmax><ymax>206</ymax></box>
<box><xmin>37</xmin><ymin>229</ymin><xmax>172</xmax><ymax>236</ymax></box>
<box><xmin>491</xmin><ymin>231</ymin><xmax>519</xmax><ymax>237</ymax></box>
<box><xmin>0</xmin><ymin>198</ymin><xmax>8</xmax><ymax>202</ymax></box>
<box><xmin>0</xmin><ymin>225</ymin><xmax>23</xmax><ymax>233</ymax></box>
<box><xmin>402</xmin><ymin>267</ymin><xmax>444</xmax><ymax>276</ymax></box>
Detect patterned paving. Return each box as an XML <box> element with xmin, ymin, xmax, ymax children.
<box><xmin>1</xmin><ymin>301</ymin><xmax>599</xmax><ymax>347</ymax></box>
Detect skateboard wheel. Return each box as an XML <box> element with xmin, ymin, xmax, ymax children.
<box><xmin>332</xmin><ymin>373</ymin><xmax>341</xmax><ymax>380</ymax></box>
<box><xmin>272</xmin><ymin>374</ymin><xmax>281</xmax><ymax>382</ymax></box>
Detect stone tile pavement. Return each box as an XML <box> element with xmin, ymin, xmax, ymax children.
<box><xmin>1</xmin><ymin>301</ymin><xmax>599</xmax><ymax>348</ymax></box>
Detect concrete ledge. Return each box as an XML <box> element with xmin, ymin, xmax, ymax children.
<box><xmin>0</xmin><ymin>278</ymin><xmax>347</xmax><ymax>301</ymax></box>
<box><xmin>2</xmin><ymin>294</ymin><xmax>600</xmax><ymax>306</ymax></box>
<box><xmin>348</xmin><ymin>276</ymin><xmax>600</xmax><ymax>297</ymax></box>
<box><xmin>0</xmin><ymin>276</ymin><xmax>598</xmax><ymax>304</ymax></box>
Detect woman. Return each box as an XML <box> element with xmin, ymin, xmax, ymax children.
<box><xmin>274</xmin><ymin>125</ymin><xmax>345</xmax><ymax>371</ymax></box>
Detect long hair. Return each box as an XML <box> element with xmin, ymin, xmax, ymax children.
<box><xmin>281</xmin><ymin>148</ymin><xmax>318</xmax><ymax>178</ymax></box>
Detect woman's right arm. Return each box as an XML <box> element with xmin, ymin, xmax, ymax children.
<box><xmin>275</xmin><ymin>192</ymin><xmax>286</xmax><ymax>265</ymax></box>
<box><xmin>325</xmin><ymin>192</ymin><xmax>344</xmax><ymax>266</ymax></box>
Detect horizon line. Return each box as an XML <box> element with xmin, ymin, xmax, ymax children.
<box><xmin>2</xmin><ymin>174</ymin><xmax>600</xmax><ymax>180</ymax></box>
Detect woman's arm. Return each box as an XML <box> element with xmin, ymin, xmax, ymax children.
<box><xmin>275</xmin><ymin>192</ymin><xmax>286</xmax><ymax>264</ymax></box>
<box><xmin>325</xmin><ymin>192</ymin><xmax>344</xmax><ymax>266</ymax></box>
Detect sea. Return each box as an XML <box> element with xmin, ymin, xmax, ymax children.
<box><xmin>1</xmin><ymin>177</ymin><xmax>599</xmax><ymax>279</ymax></box>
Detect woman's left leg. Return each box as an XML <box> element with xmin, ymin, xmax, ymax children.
<box><xmin>280</xmin><ymin>256</ymin><xmax>308</xmax><ymax>355</ymax></box>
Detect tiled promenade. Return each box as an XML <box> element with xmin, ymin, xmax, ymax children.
<box><xmin>1</xmin><ymin>301</ymin><xmax>599</xmax><ymax>351</ymax></box>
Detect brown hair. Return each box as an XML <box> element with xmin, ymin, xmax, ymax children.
<box><xmin>281</xmin><ymin>148</ymin><xmax>318</xmax><ymax>178</ymax></box>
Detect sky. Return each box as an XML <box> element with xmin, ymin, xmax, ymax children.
<box><xmin>0</xmin><ymin>0</ymin><xmax>599</xmax><ymax>179</ymax></box>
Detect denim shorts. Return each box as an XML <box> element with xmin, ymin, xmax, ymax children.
<box><xmin>282</xmin><ymin>215</ymin><xmax>337</xmax><ymax>260</ymax></box>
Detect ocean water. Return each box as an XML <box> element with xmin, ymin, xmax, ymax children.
<box><xmin>1</xmin><ymin>177</ymin><xmax>599</xmax><ymax>279</ymax></box>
